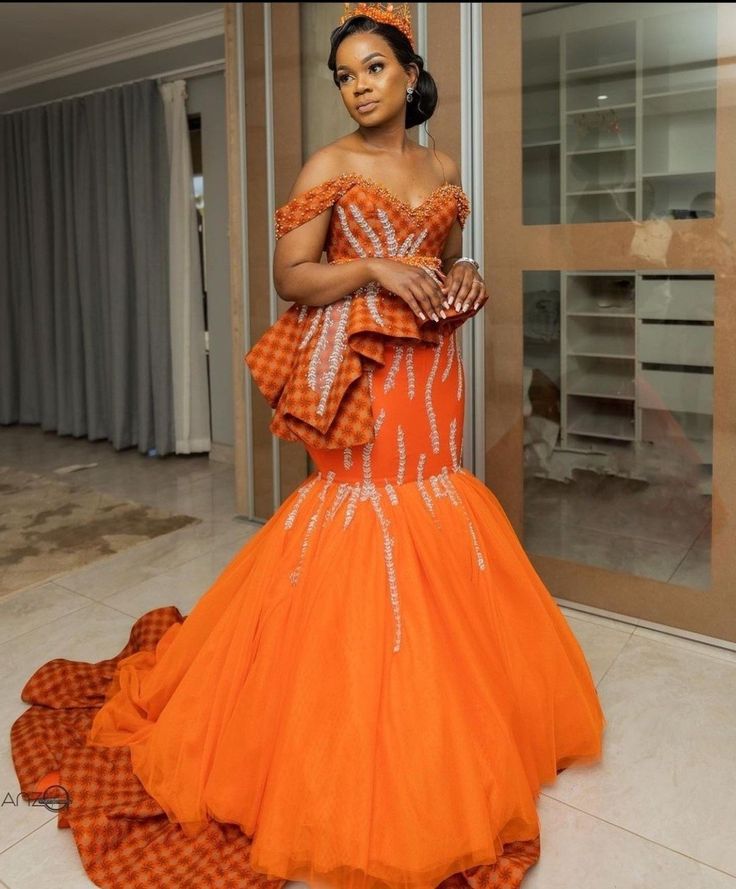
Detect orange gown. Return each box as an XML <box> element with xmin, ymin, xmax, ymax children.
<box><xmin>10</xmin><ymin>172</ymin><xmax>606</xmax><ymax>889</ymax></box>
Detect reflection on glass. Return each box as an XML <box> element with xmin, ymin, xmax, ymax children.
<box><xmin>522</xmin><ymin>269</ymin><xmax>713</xmax><ymax>589</ymax></box>
<box><xmin>522</xmin><ymin>3</ymin><xmax>717</xmax><ymax>225</ymax></box>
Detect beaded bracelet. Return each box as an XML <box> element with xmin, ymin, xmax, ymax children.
<box><xmin>452</xmin><ymin>256</ymin><xmax>480</xmax><ymax>273</ymax></box>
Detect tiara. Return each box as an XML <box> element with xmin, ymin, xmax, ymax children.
<box><xmin>339</xmin><ymin>2</ymin><xmax>414</xmax><ymax>50</ymax></box>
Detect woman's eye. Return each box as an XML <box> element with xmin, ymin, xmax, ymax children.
<box><xmin>369</xmin><ymin>63</ymin><xmax>383</xmax><ymax>74</ymax></box>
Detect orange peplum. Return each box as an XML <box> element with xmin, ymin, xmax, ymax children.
<box><xmin>10</xmin><ymin>171</ymin><xmax>606</xmax><ymax>889</ymax></box>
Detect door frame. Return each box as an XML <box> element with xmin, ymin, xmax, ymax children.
<box><xmin>481</xmin><ymin>3</ymin><xmax>736</xmax><ymax>645</ymax></box>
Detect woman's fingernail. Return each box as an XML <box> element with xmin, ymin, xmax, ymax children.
<box><xmin>419</xmin><ymin>311</ymin><xmax>426</xmax><ymax>320</ymax></box>
<box><xmin>440</xmin><ymin>309</ymin><xmax>447</xmax><ymax>319</ymax></box>
<box><xmin>432</xmin><ymin>312</ymin><xmax>439</xmax><ymax>321</ymax></box>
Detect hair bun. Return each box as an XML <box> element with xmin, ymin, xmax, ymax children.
<box><xmin>406</xmin><ymin>65</ymin><xmax>437</xmax><ymax>129</ymax></box>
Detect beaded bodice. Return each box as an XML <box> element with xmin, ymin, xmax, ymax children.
<box><xmin>245</xmin><ymin>171</ymin><xmax>477</xmax><ymax>451</ymax></box>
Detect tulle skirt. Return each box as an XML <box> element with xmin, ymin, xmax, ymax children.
<box><xmin>9</xmin><ymin>461</ymin><xmax>605</xmax><ymax>889</ymax></box>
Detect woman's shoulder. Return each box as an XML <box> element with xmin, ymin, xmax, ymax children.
<box><xmin>285</xmin><ymin>140</ymin><xmax>357</xmax><ymax>201</ymax></box>
<box><xmin>427</xmin><ymin>147</ymin><xmax>461</xmax><ymax>187</ymax></box>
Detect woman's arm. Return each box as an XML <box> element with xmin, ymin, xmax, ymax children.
<box><xmin>438</xmin><ymin>153</ymin><xmax>465</xmax><ymax>276</ymax></box>
<box><xmin>273</xmin><ymin>149</ymin><xmax>448</xmax><ymax>319</ymax></box>
<box><xmin>273</xmin><ymin>149</ymin><xmax>379</xmax><ymax>307</ymax></box>
<box><xmin>436</xmin><ymin>151</ymin><xmax>487</xmax><ymax>314</ymax></box>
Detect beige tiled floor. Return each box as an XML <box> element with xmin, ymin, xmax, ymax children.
<box><xmin>1</xmin><ymin>425</ymin><xmax>734</xmax><ymax>888</ymax></box>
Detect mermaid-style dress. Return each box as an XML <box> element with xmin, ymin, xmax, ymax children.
<box><xmin>10</xmin><ymin>173</ymin><xmax>606</xmax><ymax>889</ymax></box>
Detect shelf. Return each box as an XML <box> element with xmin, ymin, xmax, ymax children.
<box><xmin>643</xmin><ymin>87</ymin><xmax>716</xmax><ymax>114</ymax></box>
<box><xmin>566</xmin><ymin>102</ymin><xmax>635</xmax><ymax>116</ymax></box>
<box><xmin>642</xmin><ymin>171</ymin><xmax>715</xmax><ymax>220</ymax></box>
<box><xmin>566</xmin><ymin>190</ymin><xmax>635</xmax><ymax>223</ymax></box>
<box><xmin>642</xmin><ymin>170</ymin><xmax>715</xmax><ymax>179</ymax></box>
<box><xmin>565</xmin><ymin>60</ymin><xmax>636</xmax><ymax>79</ymax></box>
<box><xmin>567</xmin><ymin>410</ymin><xmax>636</xmax><ymax>441</ymax></box>
<box><xmin>568</xmin><ymin>311</ymin><xmax>635</xmax><ymax>318</ymax></box>
<box><xmin>524</xmin><ymin>139</ymin><xmax>561</xmax><ymax>149</ymax></box>
<box><xmin>567</xmin><ymin>145</ymin><xmax>635</xmax><ymax>156</ymax></box>
<box><xmin>568</xmin><ymin>351</ymin><xmax>635</xmax><ymax>360</ymax></box>
<box><xmin>567</xmin><ymin>383</ymin><xmax>635</xmax><ymax>400</ymax></box>
<box><xmin>566</xmin><ymin>188</ymin><xmax>635</xmax><ymax>196</ymax></box>
<box><xmin>567</xmin><ymin>358</ymin><xmax>636</xmax><ymax>399</ymax></box>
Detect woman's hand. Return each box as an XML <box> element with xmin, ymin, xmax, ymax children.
<box><xmin>370</xmin><ymin>258</ymin><xmax>449</xmax><ymax>322</ymax></box>
<box><xmin>442</xmin><ymin>260</ymin><xmax>488</xmax><ymax>314</ymax></box>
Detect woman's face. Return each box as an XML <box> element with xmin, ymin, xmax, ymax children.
<box><xmin>335</xmin><ymin>31</ymin><xmax>416</xmax><ymax>126</ymax></box>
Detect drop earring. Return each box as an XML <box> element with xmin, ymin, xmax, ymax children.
<box><xmin>406</xmin><ymin>85</ymin><xmax>414</xmax><ymax>103</ymax></box>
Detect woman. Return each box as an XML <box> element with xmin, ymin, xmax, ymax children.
<box><xmin>10</xmin><ymin>5</ymin><xmax>606</xmax><ymax>889</ymax></box>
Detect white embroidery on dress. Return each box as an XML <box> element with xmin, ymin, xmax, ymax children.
<box><xmin>439</xmin><ymin>467</ymin><xmax>486</xmax><ymax>571</ymax></box>
<box><xmin>441</xmin><ymin>330</ymin><xmax>455</xmax><ymax>381</ymax></box>
<box><xmin>425</xmin><ymin>343</ymin><xmax>442</xmax><ymax>454</ymax></box>
<box><xmin>287</xmin><ymin>462</ymin><xmax>470</xmax><ymax>653</ymax></box>
<box><xmin>383</xmin><ymin>344</ymin><xmax>404</xmax><ymax>393</ymax></box>
<box><xmin>397</xmin><ymin>233</ymin><xmax>415</xmax><ymax>256</ymax></box>
<box><xmin>366</xmin><ymin>484</ymin><xmax>402</xmax><ymax>652</ymax></box>
<box><xmin>289</xmin><ymin>470</ymin><xmax>335</xmax><ymax>585</ymax></box>
<box><xmin>429</xmin><ymin>474</ymin><xmax>444</xmax><ymax>499</ymax></box>
<box><xmin>297</xmin><ymin>304</ymin><xmax>308</xmax><ymax>323</ymax></box>
<box><xmin>316</xmin><ymin>297</ymin><xmax>352</xmax><ymax>416</ymax></box>
<box><xmin>349</xmin><ymin>203</ymin><xmax>384</xmax><ymax>256</ymax></box>
<box><xmin>384</xmin><ymin>481</ymin><xmax>399</xmax><ymax>505</ymax></box>
<box><xmin>298</xmin><ymin>308</ymin><xmax>323</xmax><ymax>350</ymax></box>
<box><xmin>343</xmin><ymin>447</ymin><xmax>353</xmax><ymax>470</ymax></box>
<box><xmin>343</xmin><ymin>484</ymin><xmax>360</xmax><ymax>528</ymax></box>
<box><xmin>450</xmin><ymin>417</ymin><xmax>459</xmax><ymax>471</ymax></box>
<box><xmin>325</xmin><ymin>482</ymin><xmax>350</xmax><ymax>523</ymax></box>
<box><xmin>406</xmin><ymin>345</ymin><xmax>415</xmax><ymax>399</ymax></box>
<box><xmin>284</xmin><ymin>475</ymin><xmax>319</xmax><ymax>529</ymax></box>
<box><xmin>457</xmin><ymin>351</ymin><xmax>464</xmax><ymax>401</ymax></box>
<box><xmin>377</xmin><ymin>207</ymin><xmax>399</xmax><ymax>256</ymax></box>
<box><xmin>397</xmin><ymin>425</ymin><xmax>406</xmax><ymax>486</ymax></box>
<box><xmin>364</xmin><ymin>280</ymin><xmax>385</xmax><ymax>328</ymax></box>
<box><xmin>409</xmin><ymin>228</ymin><xmax>429</xmax><ymax>254</ymax></box>
<box><xmin>307</xmin><ymin>305</ymin><xmax>333</xmax><ymax>393</ymax></box>
<box><xmin>336</xmin><ymin>204</ymin><xmax>367</xmax><ymax>257</ymax></box>
<box><xmin>416</xmin><ymin>452</ymin><xmax>434</xmax><ymax>516</ymax></box>
<box><xmin>374</xmin><ymin>406</ymin><xmax>386</xmax><ymax>437</ymax></box>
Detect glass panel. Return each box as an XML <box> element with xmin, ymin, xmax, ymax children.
<box><xmin>522</xmin><ymin>3</ymin><xmax>717</xmax><ymax>225</ymax></box>
<box><xmin>522</xmin><ymin>269</ymin><xmax>713</xmax><ymax>589</ymax></box>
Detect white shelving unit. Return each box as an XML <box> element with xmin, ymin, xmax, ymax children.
<box><xmin>523</xmin><ymin>2</ymin><xmax>717</xmax><ymax>225</ymax></box>
<box><xmin>561</xmin><ymin>272</ymin><xmax>637</xmax><ymax>450</ymax></box>
<box><xmin>636</xmin><ymin>272</ymin><xmax>714</xmax><ymax>493</ymax></box>
<box><xmin>532</xmin><ymin>269</ymin><xmax>716</xmax><ymax>489</ymax></box>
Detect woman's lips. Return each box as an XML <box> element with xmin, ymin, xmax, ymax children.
<box><xmin>356</xmin><ymin>100</ymin><xmax>378</xmax><ymax>113</ymax></box>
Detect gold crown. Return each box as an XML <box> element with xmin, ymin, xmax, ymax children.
<box><xmin>339</xmin><ymin>2</ymin><xmax>414</xmax><ymax>49</ymax></box>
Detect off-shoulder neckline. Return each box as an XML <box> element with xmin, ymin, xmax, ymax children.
<box><xmin>321</xmin><ymin>171</ymin><xmax>465</xmax><ymax>216</ymax></box>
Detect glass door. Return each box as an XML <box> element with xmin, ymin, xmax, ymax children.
<box><xmin>482</xmin><ymin>2</ymin><xmax>735</xmax><ymax>643</ymax></box>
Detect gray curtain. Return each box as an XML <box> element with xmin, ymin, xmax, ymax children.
<box><xmin>0</xmin><ymin>79</ymin><xmax>174</xmax><ymax>455</ymax></box>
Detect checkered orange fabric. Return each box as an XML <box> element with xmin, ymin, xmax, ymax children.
<box><xmin>245</xmin><ymin>172</ymin><xmax>479</xmax><ymax>450</ymax></box>
<box><xmin>10</xmin><ymin>605</ymin><xmax>542</xmax><ymax>888</ymax></box>
<box><xmin>10</xmin><ymin>607</ymin><xmax>287</xmax><ymax>889</ymax></box>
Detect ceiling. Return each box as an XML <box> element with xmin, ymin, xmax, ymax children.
<box><xmin>0</xmin><ymin>3</ymin><xmax>224</xmax><ymax>75</ymax></box>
